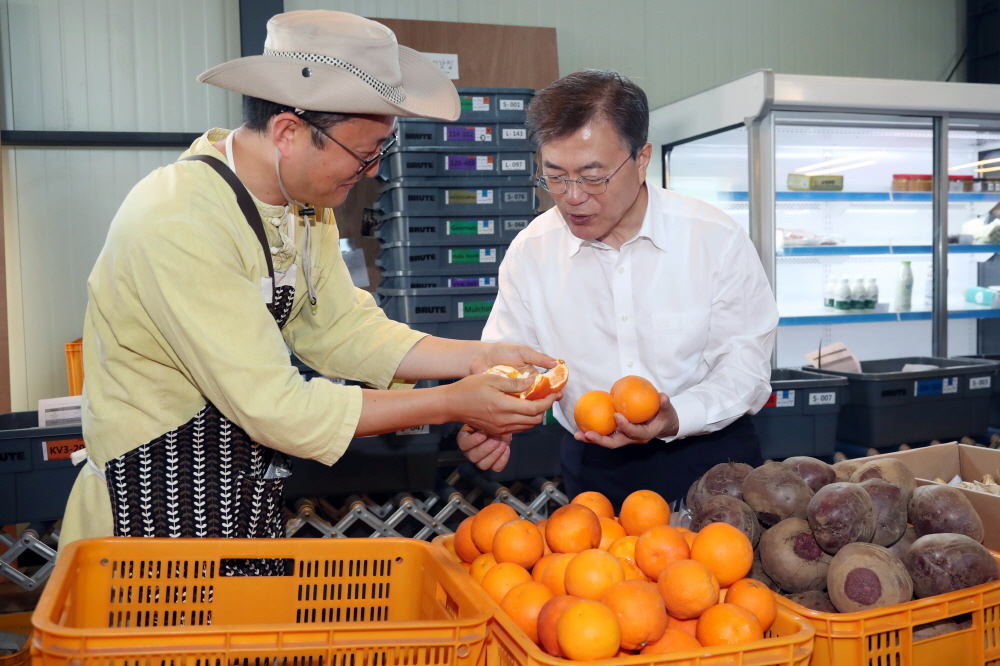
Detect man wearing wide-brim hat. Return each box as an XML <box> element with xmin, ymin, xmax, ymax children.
<box><xmin>61</xmin><ymin>11</ymin><xmax>559</xmax><ymax>549</ymax></box>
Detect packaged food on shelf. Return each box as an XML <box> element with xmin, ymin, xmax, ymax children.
<box><xmin>895</xmin><ymin>261</ymin><xmax>914</xmax><ymax>312</ymax></box>
<box><xmin>891</xmin><ymin>174</ymin><xmax>932</xmax><ymax>191</ymax></box>
<box><xmin>787</xmin><ymin>173</ymin><xmax>844</xmax><ymax>191</ymax></box>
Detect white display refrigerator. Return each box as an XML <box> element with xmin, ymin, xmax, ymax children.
<box><xmin>648</xmin><ymin>70</ymin><xmax>1000</xmax><ymax>367</ymax></box>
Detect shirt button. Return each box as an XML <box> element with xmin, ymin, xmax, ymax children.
<box><xmin>628</xmin><ymin>361</ymin><xmax>634</xmax><ymax>368</ymax></box>
<box><xmin>618</xmin><ymin>267</ymin><xmax>625</xmax><ymax>274</ymax></box>
<box><xmin>621</xmin><ymin>315</ymin><xmax>628</xmax><ymax>322</ymax></box>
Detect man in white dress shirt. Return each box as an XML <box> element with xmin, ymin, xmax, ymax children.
<box><xmin>459</xmin><ymin>70</ymin><xmax>779</xmax><ymax>507</ymax></box>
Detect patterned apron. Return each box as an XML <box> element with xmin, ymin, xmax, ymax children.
<box><xmin>103</xmin><ymin>153</ymin><xmax>298</xmax><ymax>571</ymax></box>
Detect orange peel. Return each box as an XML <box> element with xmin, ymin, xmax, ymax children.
<box><xmin>485</xmin><ymin>360</ymin><xmax>568</xmax><ymax>400</ymax></box>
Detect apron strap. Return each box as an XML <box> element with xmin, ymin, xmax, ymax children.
<box><xmin>181</xmin><ymin>154</ymin><xmax>276</xmax><ymax>315</ymax></box>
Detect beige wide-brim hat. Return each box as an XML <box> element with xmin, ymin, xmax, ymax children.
<box><xmin>198</xmin><ymin>11</ymin><xmax>459</xmax><ymax>121</ymax></box>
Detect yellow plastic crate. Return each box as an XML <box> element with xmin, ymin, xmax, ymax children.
<box><xmin>434</xmin><ymin>534</ymin><xmax>815</xmax><ymax>666</ymax></box>
<box><xmin>776</xmin><ymin>552</ymin><xmax>1000</xmax><ymax>666</ymax></box>
<box><xmin>0</xmin><ymin>612</ymin><xmax>31</xmax><ymax>666</ymax></box>
<box><xmin>32</xmin><ymin>538</ymin><xmax>492</xmax><ymax>666</ymax></box>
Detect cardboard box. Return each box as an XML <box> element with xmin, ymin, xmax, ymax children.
<box><xmin>855</xmin><ymin>443</ymin><xmax>1000</xmax><ymax>550</ymax></box>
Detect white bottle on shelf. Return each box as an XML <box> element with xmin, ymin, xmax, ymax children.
<box><xmin>824</xmin><ymin>275</ymin><xmax>837</xmax><ymax>309</ymax></box>
<box><xmin>895</xmin><ymin>261</ymin><xmax>914</xmax><ymax>312</ymax></box>
<box><xmin>851</xmin><ymin>276</ymin><xmax>867</xmax><ymax>310</ymax></box>
<box><xmin>923</xmin><ymin>265</ymin><xmax>934</xmax><ymax>309</ymax></box>
<box><xmin>865</xmin><ymin>278</ymin><xmax>878</xmax><ymax>310</ymax></box>
<box><xmin>835</xmin><ymin>278</ymin><xmax>852</xmax><ymax>310</ymax></box>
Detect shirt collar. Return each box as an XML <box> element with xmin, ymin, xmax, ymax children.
<box><xmin>561</xmin><ymin>181</ymin><xmax>667</xmax><ymax>257</ymax></box>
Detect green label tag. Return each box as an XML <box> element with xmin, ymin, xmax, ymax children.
<box><xmin>458</xmin><ymin>300</ymin><xmax>494</xmax><ymax>318</ymax></box>
<box><xmin>460</xmin><ymin>97</ymin><xmax>473</xmax><ymax>111</ymax></box>
<box><xmin>447</xmin><ymin>220</ymin><xmax>479</xmax><ymax>235</ymax></box>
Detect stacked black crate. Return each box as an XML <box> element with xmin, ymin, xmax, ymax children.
<box><xmin>374</xmin><ymin>87</ymin><xmax>537</xmax><ymax>340</ymax></box>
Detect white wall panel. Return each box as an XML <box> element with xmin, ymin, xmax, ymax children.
<box><xmin>287</xmin><ymin>0</ymin><xmax>965</xmax><ymax>110</ymax></box>
<box><xmin>2</xmin><ymin>146</ymin><xmax>180</xmax><ymax>409</ymax></box>
<box><xmin>1</xmin><ymin>0</ymin><xmax>241</xmax><ymax>131</ymax></box>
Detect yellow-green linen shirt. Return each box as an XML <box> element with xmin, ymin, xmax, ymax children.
<box><xmin>61</xmin><ymin>129</ymin><xmax>426</xmax><ymax>546</ymax></box>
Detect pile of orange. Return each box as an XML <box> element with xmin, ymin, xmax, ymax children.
<box><xmin>575</xmin><ymin>376</ymin><xmax>661</xmax><ymax>436</ymax></box>
<box><xmin>451</xmin><ymin>489</ymin><xmax>776</xmax><ymax>660</ymax></box>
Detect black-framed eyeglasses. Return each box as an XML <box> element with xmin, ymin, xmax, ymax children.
<box><xmin>537</xmin><ymin>154</ymin><xmax>633</xmax><ymax>195</ymax></box>
<box><xmin>294</xmin><ymin>110</ymin><xmax>398</xmax><ymax>175</ymax></box>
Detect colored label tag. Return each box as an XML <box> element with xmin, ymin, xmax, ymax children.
<box><xmin>764</xmin><ymin>390</ymin><xmax>795</xmax><ymax>408</ymax></box>
<box><xmin>915</xmin><ymin>377</ymin><xmax>959</xmax><ymax>396</ymax></box>
<box><xmin>460</xmin><ymin>96</ymin><xmax>490</xmax><ymax>111</ymax></box>
<box><xmin>458</xmin><ymin>300</ymin><xmax>495</xmax><ymax>318</ymax></box>
<box><xmin>808</xmin><ymin>391</ymin><xmax>837</xmax><ymax>406</ymax></box>
<box><xmin>396</xmin><ymin>425</ymin><xmax>431</xmax><ymax>435</ymax></box>
<box><xmin>504</xmin><ymin>191</ymin><xmax>529</xmax><ymax>202</ymax></box>
<box><xmin>477</xmin><ymin>190</ymin><xmax>494</xmax><ymax>204</ymax></box>
<box><xmin>444</xmin><ymin>126</ymin><xmax>492</xmax><ymax>141</ymax></box>
<box><xmin>445</xmin><ymin>189</ymin><xmax>477</xmax><ymax>205</ymax></box>
<box><xmin>499</xmin><ymin>99</ymin><xmax>524</xmax><ymax>110</ymax></box>
<box><xmin>501</xmin><ymin>159</ymin><xmax>527</xmax><ymax>171</ymax></box>
<box><xmin>502</xmin><ymin>128</ymin><xmax>527</xmax><ymax>140</ymax></box>
<box><xmin>448</xmin><ymin>277</ymin><xmax>497</xmax><ymax>287</ymax></box>
<box><xmin>970</xmin><ymin>376</ymin><xmax>992</xmax><ymax>390</ymax></box>
<box><xmin>447</xmin><ymin>155</ymin><xmax>477</xmax><ymax>170</ymax></box>
<box><xmin>43</xmin><ymin>438</ymin><xmax>85</xmax><ymax>462</ymax></box>
<box><xmin>447</xmin><ymin>220</ymin><xmax>495</xmax><ymax>235</ymax></box>
<box><xmin>448</xmin><ymin>248</ymin><xmax>497</xmax><ymax>264</ymax></box>
<box><xmin>504</xmin><ymin>219</ymin><xmax>529</xmax><ymax>231</ymax></box>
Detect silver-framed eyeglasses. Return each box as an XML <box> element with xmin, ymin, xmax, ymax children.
<box><xmin>294</xmin><ymin>109</ymin><xmax>398</xmax><ymax>175</ymax></box>
<box><xmin>537</xmin><ymin>154</ymin><xmax>633</xmax><ymax>195</ymax></box>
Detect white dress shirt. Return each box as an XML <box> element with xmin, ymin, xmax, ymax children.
<box><xmin>482</xmin><ymin>182</ymin><xmax>778</xmax><ymax>440</ymax></box>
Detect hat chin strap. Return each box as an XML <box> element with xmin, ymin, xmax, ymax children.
<box><xmin>274</xmin><ymin>146</ymin><xmax>318</xmax><ymax>305</ymax></box>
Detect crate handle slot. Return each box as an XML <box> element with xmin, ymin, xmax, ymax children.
<box><xmin>218</xmin><ymin>558</ymin><xmax>294</xmax><ymax>576</ymax></box>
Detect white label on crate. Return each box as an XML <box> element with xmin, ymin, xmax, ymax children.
<box><xmin>421</xmin><ymin>52</ymin><xmax>459</xmax><ymax>79</ymax></box>
<box><xmin>478</xmin><ymin>220</ymin><xmax>495</xmax><ymax>234</ymax></box>
<box><xmin>477</xmin><ymin>155</ymin><xmax>493</xmax><ymax>170</ymax></box>
<box><xmin>500</xmin><ymin>99</ymin><xmax>525</xmax><ymax>110</ymax></box>
<box><xmin>504</xmin><ymin>219</ymin><xmax>529</xmax><ymax>231</ymax></box>
<box><xmin>471</xmin><ymin>96</ymin><xmax>489</xmax><ymax>111</ymax></box>
<box><xmin>480</xmin><ymin>248</ymin><xmax>497</xmax><ymax>262</ymax></box>
<box><xmin>396</xmin><ymin>425</ymin><xmax>431</xmax><ymax>436</ymax></box>
<box><xmin>808</xmin><ymin>391</ymin><xmax>837</xmax><ymax>406</ymax></box>
<box><xmin>971</xmin><ymin>376</ymin><xmax>992</xmax><ymax>390</ymax></box>
<box><xmin>477</xmin><ymin>189</ymin><xmax>494</xmax><ymax>204</ymax></box>
<box><xmin>476</xmin><ymin>127</ymin><xmax>491</xmax><ymax>141</ymax></box>
<box><xmin>502</xmin><ymin>159</ymin><xmax>527</xmax><ymax>171</ymax></box>
<box><xmin>38</xmin><ymin>395</ymin><xmax>82</xmax><ymax>427</ymax></box>
<box><xmin>503</xmin><ymin>128</ymin><xmax>527</xmax><ymax>140</ymax></box>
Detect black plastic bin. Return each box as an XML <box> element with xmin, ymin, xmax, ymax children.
<box><xmin>957</xmin><ymin>354</ymin><xmax>1000</xmax><ymax>429</ymax></box>
<box><xmin>0</xmin><ymin>411</ymin><xmax>83</xmax><ymax>524</ymax></box>
<box><xmin>751</xmin><ymin>368</ymin><xmax>848</xmax><ymax>459</ymax></box>
<box><xmin>487</xmin><ymin>423</ymin><xmax>565</xmax><ymax>484</ymax></box>
<box><xmin>809</xmin><ymin>356</ymin><xmax>1000</xmax><ymax>447</ymax></box>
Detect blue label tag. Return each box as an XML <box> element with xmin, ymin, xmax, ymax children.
<box><xmin>915</xmin><ymin>377</ymin><xmax>958</xmax><ymax>396</ymax></box>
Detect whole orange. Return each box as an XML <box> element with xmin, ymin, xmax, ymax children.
<box><xmin>540</xmin><ymin>552</ymin><xmax>575</xmax><ymax>595</ymax></box>
<box><xmin>599</xmin><ymin>517</ymin><xmax>627</xmax><ymax>550</ymax></box>
<box><xmin>564</xmin><ymin>549</ymin><xmax>625</xmax><ymax>600</ymax></box>
<box><xmin>499</xmin><ymin>581</ymin><xmax>554</xmax><ymax>644</ymax></box>
<box><xmin>607</xmin><ymin>535</ymin><xmax>639</xmax><ymax>562</ymax></box>
<box><xmin>532</xmin><ymin>553</ymin><xmax>561</xmax><ymax>583</ymax></box>
<box><xmin>619</xmin><ymin>490</ymin><xmax>671</xmax><ymax>536</ymax></box>
<box><xmin>640</xmin><ymin>628</ymin><xmax>703</xmax><ymax>654</ymax></box>
<box><xmin>725</xmin><ymin>578</ymin><xmax>777</xmax><ymax>631</ymax></box>
<box><xmin>471</xmin><ymin>503</ymin><xmax>520</xmax><ymax>553</ymax></box>
<box><xmin>619</xmin><ymin>557</ymin><xmax>649</xmax><ymax>581</ymax></box>
<box><xmin>469</xmin><ymin>552</ymin><xmax>498</xmax><ymax>584</ymax></box>
<box><xmin>574</xmin><ymin>390</ymin><xmax>617</xmax><ymax>436</ymax></box>
<box><xmin>657</xmin><ymin>559</ymin><xmax>720</xmax><ymax>620</ymax></box>
<box><xmin>696</xmin><ymin>603</ymin><xmax>764</xmax><ymax>647</ymax></box>
<box><xmin>545</xmin><ymin>504</ymin><xmax>602</xmax><ymax>553</ymax></box>
<box><xmin>493</xmin><ymin>519</ymin><xmax>544</xmax><ymax>569</ymax></box>
<box><xmin>555</xmin><ymin>599</ymin><xmax>622</xmax><ymax>661</ymax></box>
<box><xmin>481</xmin><ymin>562</ymin><xmax>532</xmax><ymax>604</ymax></box>
<box><xmin>611</xmin><ymin>376</ymin><xmax>660</xmax><ymax>424</ymax></box>
<box><xmin>571</xmin><ymin>491</ymin><xmax>616</xmax><ymax>519</ymax></box>
<box><xmin>537</xmin><ymin>595</ymin><xmax>581</xmax><ymax>656</ymax></box>
<box><xmin>454</xmin><ymin>516</ymin><xmax>483</xmax><ymax>564</ymax></box>
<box><xmin>601</xmin><ymin>579</ymin><xmax>668</xmax><ymax>650</ymax></box>
<box><xmin>634</xmin><ymin>524</ymin><xmax>690</xmax><ymax>581</ymax></box>
<box><xmin>690</xmin><ymin>522</ymin><xmax>754</xmax><ymax>588</ymax></box>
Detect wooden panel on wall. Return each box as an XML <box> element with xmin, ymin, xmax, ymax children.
<box><xmin>333</xmin><ymin>18</ymin><xmax>560</xmax><ymax>291</ymax></box>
